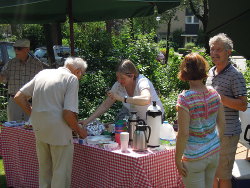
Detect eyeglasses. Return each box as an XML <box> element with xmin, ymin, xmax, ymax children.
<box><xmin>14</xmin><ymin>47</ymin><xmax>25</xmax><ymax>51</ymax></box>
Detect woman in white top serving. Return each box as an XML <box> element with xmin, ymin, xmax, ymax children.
<box><xmin>79</xmin><ymin>59</ymin><xmax>164</xmax><ymax>125</ymax></box>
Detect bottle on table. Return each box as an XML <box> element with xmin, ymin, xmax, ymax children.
<box><xmin>160</xmin><ymin>121</ymin><xmax>176</xmax><ymax>146</ymax></box>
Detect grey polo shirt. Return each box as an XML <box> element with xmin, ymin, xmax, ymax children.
<box><xmin>206</xmin><ymin>64</ymin><xmax>247</xmax><ymax>135</ymax></box>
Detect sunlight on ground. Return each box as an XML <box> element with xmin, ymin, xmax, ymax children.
<box><xmin>0</xmin><ymin>157</ymin><xmax>7</xmax><ymax>187</ymax></box>
<box><xmin>0</xmin><ymin>157</ymin><xmax>5</xmax><ymax>175</ymax></box>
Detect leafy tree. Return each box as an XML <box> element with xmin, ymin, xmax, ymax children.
<box><xmin>132</xmin><ymin>15</ymin><xmax>158</xmax><ymax>35</ymax></box>
<box><xmin>0</xmin><ymin>17</ymin><xmax>200</xmax><ymax>124</ymax></box>
<box><xmin>183</xmin><ymin>0</ymin><xmax>209</xmax><ymax>53</ymax></box>
<box><xmin>243</xmin><ymin>65</ymin><xmax>250</xmax><ymax>103</ymax></box>
<box><xmin>158</xmin><ymin>7</ymin><xmax>181</xmax><ymax>64</ymax></box>
<box><xmin>61</xmin><ymin>21</ymin><xmax>116</xmax><ymax>71</ymax></box>
<box><xmin>78</xmin><ymin>70</ymin><xmax>119</xmax><ymax>122</ymax></box>
<box><xmin>0</xmin><ymin>24</ymin><xmax>46</xmax><ymax>49</ymax></box>
<box><xmin>171</xmin><ymin>29</ymin><xmax>184</xmax><ymax>50</ymax></box>
<box><xmin>20</xmin><ymin>24</ymin><xmax>46</xmax><ymax>50</ymax></box>
<box><xmin>196</xmin><ymin>28</ymin><xmax>206</xmax><ymax>47</ymax></box>
<box><xmin>0</xmin><ymin>84</ymin><xmax>7</xmax><ymax>122</ymax></box>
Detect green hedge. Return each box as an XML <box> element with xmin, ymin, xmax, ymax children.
<box><xmin>178</xmin><ymin>48</ymin><xmax>191</xmax><ymax>55</ymax></box>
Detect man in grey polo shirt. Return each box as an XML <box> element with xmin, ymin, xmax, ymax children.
<box><xmin>206</xmin><ymin>33</ymin><xmax>247</xmax><ymax>188</ymax></box>
<box><xmin>0</xmin><ymin>38</ymin><xmax>43</xmax><ymax>121</ymax></box>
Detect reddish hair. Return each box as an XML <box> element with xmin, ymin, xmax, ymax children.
<box><xmin>178</xmin><ymin>53</ymin><xmax>209</xmax><ymax>81</ymax></box>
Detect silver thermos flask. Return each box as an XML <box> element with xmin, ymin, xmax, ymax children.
<box><xmin>132</xmin><ymin>120</ymin><xmax>151</xmax><ymax>151</ymax></box>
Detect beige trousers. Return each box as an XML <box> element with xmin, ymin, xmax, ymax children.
<box><xmin>182</xmin><ymin>152</ymin><xmax>219</xmax><ymax>188</ymax></box>
<box><xmin>215</xmin><ymin>134</ymin><xmax>240</xmax><ymax>179</ymax></box>
<box><xmin>36</xmin><ymin>139</ymin><xmax>74</xmax><ymax>188</ymax></box>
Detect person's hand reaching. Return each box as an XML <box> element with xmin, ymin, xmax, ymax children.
<box><xmin>78</xmin><ymin>119</ymin><xmax>88</xmax><ymax>126</ymax></box>
<box><xmin>107</xmin><ymin>91</ymin><xmax>123</xmax><ymax>102</ymax></box>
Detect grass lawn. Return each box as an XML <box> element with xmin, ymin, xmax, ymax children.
<box><xmin>0</xmin><ymin>156</ymin><xmax>7</xmax><ymax>188</ymax></box>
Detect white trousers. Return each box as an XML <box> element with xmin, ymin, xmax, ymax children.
<box><xmin>182</xmin><ymin>152</ymin><xmax>219</xmax><ymax>188</ymax></box>
<box><xmin>36</xmin><ymin>140</ymin><xmax>74</xmax><ymax>188</ymax></box>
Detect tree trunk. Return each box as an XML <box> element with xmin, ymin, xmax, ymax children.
<box><xmin>10</xmin><ymin>24</ymin><xmax>19</xmax><ymax>37</ymax></box>
<box><xmin>43</xmin><ymin>24</ymin><xmax>55</xmax><ymax>68</ymax></box>
<box><xmin>129</xmin><ymin>18</ymin><xmax>135</xmax><ymax>40</ymax></box>
<box><xmin>204</xmin><ymin>33</ymin><xmax>210</xmax><ymax>54</ymax></box>
<box><xmin>188</xmin><ymin>0</ymin><xmax>210</xmax><ymax>54</ymax></box>
<box><xmin>51</xmin><ymin>23</ymin><xmax>62</xmax><ymax>45</ymax></box>
<box><xmin>105</xmin><ymin>20</ymin><xmax>114</xmax><ymax>34</ymax></box>
<box><xmin>165</xmin><ymin>18</ymin><xmax>172</xmax><ymax>64</ymax></box>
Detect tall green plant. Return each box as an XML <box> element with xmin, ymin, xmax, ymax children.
<box><xmin>61</xmin><ymin>21</ymin><xmax>116</xmax><ymax>71</ymax></box>
<box><xmin>78</xmin><ymin>70</ymin><xmax>120</xmax><ymax>123</ymax></box>
<box><xmin>155</xmin><ymin>49</ymin><xmax>189</xmax><ymax>96</ymax></box>
<box><xmin>243</xmin><ymin>66</ymin><xmax>250</xmax><ymax>103</ymax></box>
<box><xmin>161</xmin><ymin>90</ymin><xmax>179</xmax><ymax>123</ymax></box>
<box><xmin>21</xmin><ymin>24</ymin><xmax>46</xmax><ymax>50</ymax></box>
<box><xmin>171</xmin><ymin>29</ymin><xmax>184</xmax><ymax>50</ymax></box>
<box><xmin>0</xmin><ymin>84</ymin><xmax>8</xmax><ymax>122</ymax></box>
<box><xmin>112</xmin><ymin>30</ymin><xmax>160</xmax><ymax>82</ymax></box>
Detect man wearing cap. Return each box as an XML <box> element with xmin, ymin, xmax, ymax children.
<box><xmin>0</xmin><ymin>39</ymin><xmax>44</xmax><ymax>121</ymax></box>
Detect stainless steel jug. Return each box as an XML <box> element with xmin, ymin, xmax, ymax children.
<box><xmin>128</xmin><ymin>111</ymin><xmax>144</xmax><ymax>146</ymax></box>
<box><xmin>133</xmin><ymin>121</ymin><xmax>151</xmax><ymax>151</ymax></box>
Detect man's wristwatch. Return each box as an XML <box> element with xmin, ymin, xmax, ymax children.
<box><xmin>124</xmin><ymin>96</ymin><xmax>128</xmax><ymax>103</ymax></box>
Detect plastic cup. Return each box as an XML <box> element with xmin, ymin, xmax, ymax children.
<box><xmin>115</xmin><ymin>120</ymin><xmax>128</xmax><ymax>132</ymax></box>
<box><xmin>115</xmin><ymin>120</ymin><xmax>128</xmax><ymax>145</ymax></box>
<box><xmin>120</xmin><ymin>132</ymin><xmax>129</xmax><ymax>140</ymax></box>
<box><xmin>115</xmin><ymin>133</ymin><xmax>121</xmax><ymax>145</ymax></box>
<box><xmin>120</xmin><ymin>132</ymin><xmax>129</xmax><ymax>152</ymax></box>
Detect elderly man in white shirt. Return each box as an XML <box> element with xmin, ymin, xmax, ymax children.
<box><xmin>14</xmin><ymin>57</ymin><xmax>88</xmax><ymax>188</ymax></box>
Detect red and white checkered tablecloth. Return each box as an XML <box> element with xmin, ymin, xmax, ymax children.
<box><xmin>1</xmin><ymin>126</ymin><xmax>39</xmax><ymax>188</ymax></box>
<box><xmin>1</xmin><ymin>126</ymin><xmax>184</xmax><ymax>188</ymax></box>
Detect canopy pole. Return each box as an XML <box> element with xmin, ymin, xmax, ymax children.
<box><xmin>68</xmin><ymin>0</ymin><xmax>75</xmax><ymax>56</ymax></box>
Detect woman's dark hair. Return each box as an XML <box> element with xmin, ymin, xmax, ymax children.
<box><xmin>178</xmin><ymin>53</ymin><xmax>209</xmax><ymax>81</ymax></box>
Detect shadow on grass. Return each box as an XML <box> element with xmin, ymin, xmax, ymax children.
<box><xmin>0</xmin><ymin>174</ymin><xmax>7</xmax><ymax>188</ymax></box>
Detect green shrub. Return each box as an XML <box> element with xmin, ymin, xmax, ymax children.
<box><xmin>0</xmin><ymin>21</ymin><xmax>212</xmax><ymax>124</ymax></box>
<box><xmin>171</xmin><ymin>29</ymin><xmax>184</xmax><ymax>50</ymax></box>
<box><xmin>158</xmin><ymin>40</ymin><xmax>166</xmax><ymax>48</ymax></box>
<box><xmin>178</xmin><ymin>48</ymin><xmax>191</xmax><ymax>54</ymax></box>
<box><xmin>76</xmin><ymin>31</ymin><xmax>188</xmax><ymax>123</ymax></box>
<box><xmin>159</xmin><ymin>48</ymin><xmax>168</xmax><ymax>56</ymax></box>
<box><xmin>243</xmin><ymin>67</ymin><xmax>250</xmax><ymax>103</ymax></box>
<box><xmin>231</xmin><ymin>50</ymin><xmax>241</xmax><ymax>56</ymax></box>
<box><xmin>161</xmin><ymin>90</ymin><xmax>179</xmax><ymax>124</ymax></box>
<box><xmin>185</xmin><ymin>42</ymin><xmax>195</xmax><ymax>49</ymax></box>
<box><xmin>0</xmin><ymin>84</ymin><xmax>7</xmax><ymax>122</ymax></box>
<box><xmin>78</xmin><ymin>70</ymin><xmax>120</xmax><ymax>123</ymax></box>
<box><xmin>196</xmin><ymin>29</ymin><xmax>205</xmax><ymax>47</ymax></box>
<box><xmin>22</xmin><ymin>24</ymin><xmax>46</xmax><ymax>50</ymax></box>
<box><xmin>112</xmin><ymin>31</ymin><xmax>159</xmax><ymax>83</ymax></box>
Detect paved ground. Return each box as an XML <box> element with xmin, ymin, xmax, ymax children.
<box><xmin>236</xmin><ymin>142</ymin><xmax>249</xmax><ymax>160</ymax></box>
<box><xmin>231</xmin><ymin>56</ymin><xmax>249</xmax><ymax>160</ymax></box>
<box><xmin>231</xmin><ymin>56</ymin><xmax>247</xmax><ymax>72</ymax></box>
